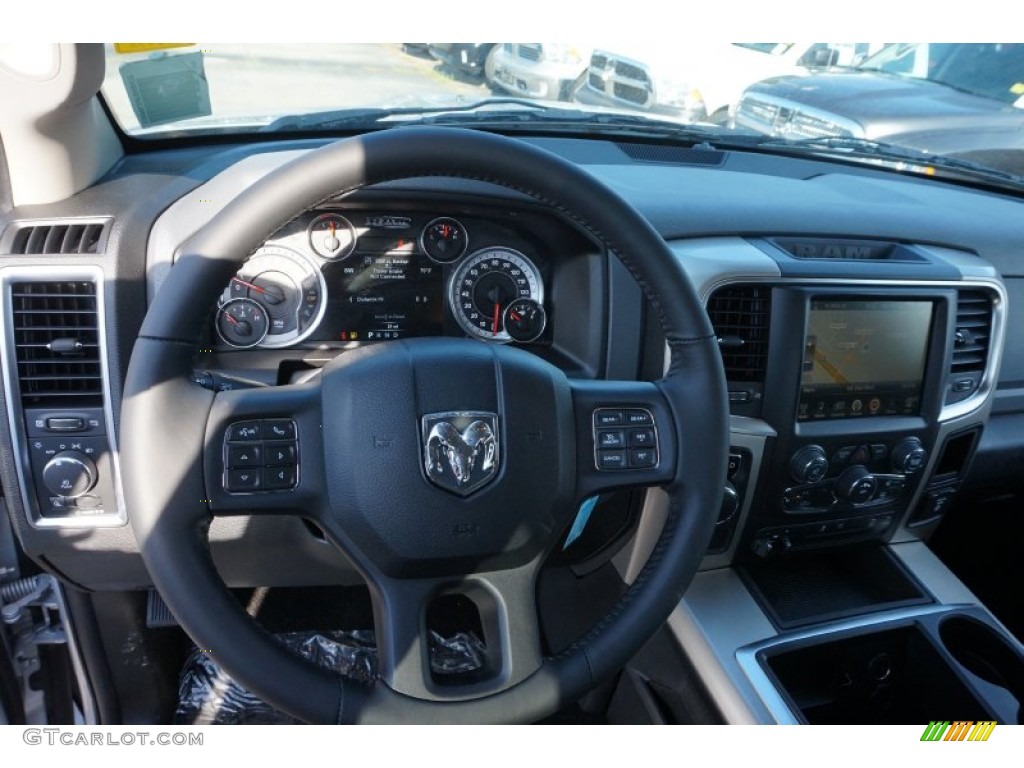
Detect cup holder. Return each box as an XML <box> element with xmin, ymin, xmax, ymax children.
<box><xmin>939</xmin><ymin>615</ymin><xmax>1023</xmax><ymax>724</ymax></box>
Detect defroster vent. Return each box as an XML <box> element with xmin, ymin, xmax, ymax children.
<box><xmin>707</xmin><ymin>285</ymin><xmax>772</xmax><ymax>383</ymax></box>
<box><xmin>10</xmin><ymin>281</ymin><xmax>103</xmax><ymax>406</ymax></box>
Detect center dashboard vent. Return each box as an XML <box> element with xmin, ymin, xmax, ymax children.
<box><xmin>947</xmin><ymin>289</ymin><xmax>993</xmax><ymax>403</ymax></box>
<box><xmin>3</xmin><ymin>220</ymin><xmax>109</xmax><ymax>255</ymax></box>
<box><xmin>706</xmin><ymin>285</ymin><xmax>772</xmax><ymax>383</ymax></box>
<box><xmin>9</xmin><ymin>281</ymin><xmax>103</xmax><ymax>406</ymax></box>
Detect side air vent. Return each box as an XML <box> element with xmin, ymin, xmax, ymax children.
<box><xmin>947</xmin><ymin>290</ymin><xmax>993</xmax><ymax>403</ymax></box>
<box><xmin>10</xmin><ymin>281</ymin><xmax>103</xmax><ymax>406</ymax></box>
<box><xmin>706</xmin><ymin>285</ymin><xmax>772</xmax><ymax>383</ymax></box>
<box><xmin>5</xmin><ymin>220</ymin><xmax>109</xmax><ymax>255</ymax></box>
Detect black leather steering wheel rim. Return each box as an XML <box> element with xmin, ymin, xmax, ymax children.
<box><xmin>121</xmin><ymin>127</ymin><xmax>728</xmax><ymax>723</ymax></box>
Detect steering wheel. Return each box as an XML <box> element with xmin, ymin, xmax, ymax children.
<box><xmin>121</xmin><ymin>128</ymin><xmax>728</xmax><ymax>724</ymax></box>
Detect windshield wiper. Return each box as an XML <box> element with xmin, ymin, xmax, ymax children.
<box><xmin>754</xmin><ymin>135</ymin><xmax>1024</xmax><ymax>186</ymax></box>
<box><xmin>261</xmin><ymin>98</ymin><xmax>551</xmax><ymax>132</ymax></box>
<box><xmin>262</xmin><ymin>98</ymin><xmax>724</xmax><ymax>143</ymax></box>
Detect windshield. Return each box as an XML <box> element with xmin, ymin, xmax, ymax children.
<box><xmin>858</xmin><ymin>43</ymin><xmax>1024</xmax><ymax>104</ymax></box>
<box><xmin>100</xmin><ymin>42</ymin><xmax>1024</xmax><ymax>186</ymax></box>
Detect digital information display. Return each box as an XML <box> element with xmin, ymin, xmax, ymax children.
<box><xmin>798</xmin><ymin>299</ymin><xmax>933</xmax><ymax>421</ymax></box>
<box><xmin>327</xmin><ymin>249</ymin><xmax>444</xmax><ymax>341</ymax></box>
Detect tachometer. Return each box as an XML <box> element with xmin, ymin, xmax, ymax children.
<box><xmin>220</xmin><ymin>245</ymin><xmax>327</xmax><ymax>348</ymax></box>
<box><xmin>449</xmin><ymin>247</ymin><xmax>544</xmax><ymax>341</ymax></box>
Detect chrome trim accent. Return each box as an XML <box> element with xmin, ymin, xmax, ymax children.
<box><xmin>696</xmin><ymin>272</ymin><xmax>1006</xmax><ymax>423</ymax></box>
<box><xmin>700</xmin><ymin>424</ymin><xmax>773</xmax><ymax>570</ymax></box>
<box><xmin>0</xmin><ymin>266</ymin><xmax>126</xmax><ymax>528</ymax></box>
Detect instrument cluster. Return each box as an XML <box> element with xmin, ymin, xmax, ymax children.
<box><xmin>214</xmin><ymin>208</ymin><xmax>548</xmax><ymax>349</ymax></box>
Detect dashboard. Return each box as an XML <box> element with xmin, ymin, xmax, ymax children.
<box><xmin>0</xmin><ymin>135</ymin><xmax>1021</xmax><ymax>594</ymax></box>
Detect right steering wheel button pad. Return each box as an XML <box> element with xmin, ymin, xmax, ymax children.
<box><xmin>593</xmin><ymin>408</ymin><xmax>660</xmax><ymax>471</ymax></box>
<box><xmin>223</xmin><ymin>419</ymin><xmax>298</xmax><ymax>493</ymax></box>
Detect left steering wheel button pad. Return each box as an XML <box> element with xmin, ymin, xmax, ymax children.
<box><xmin>223</xmin><ymin>419</ymin><xmax>298</xmax><ymax>493</ymax></box>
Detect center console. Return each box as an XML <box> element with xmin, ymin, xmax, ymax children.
<box><xmin>660</xmin><ymin>236</ymin><xmax>1020</xmax><ymax>725</ymax></box>
<box><xmin>704</xmin><ymin>279</ymin><xmax>1001</xmax><ymax>562</ymax></box>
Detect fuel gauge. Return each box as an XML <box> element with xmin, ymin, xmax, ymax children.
<box><xmin>503</xmin><ymin>298</ymin><xmax>547</xmax><ymax>343</ymax></box>
<box><xmin>216</xmin><ymin>298</ymin><xmax>270</xmax><ymax>349</ymax></box>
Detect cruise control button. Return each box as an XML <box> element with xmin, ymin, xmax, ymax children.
<box><xmin>227</xmin><ymin>445</ymin><xmax>261</xmax><ymax>467</ymax></box>
<box><xmin>263</xmin><ymin>442</ymin><xmax>297</xmax><ymax>466</ymax></box>
<box><xmin>594</xmin><ymin>410</ymin><xmax>624</xmax><ymax>427</ymax></box>
<box><xmin>597</xmin><ymin>430</ymin><xmax>626</xmax><ymax>449</ymax></box>
<box><xmin>226</xmin><ymin>469</ymin><xmax>260</xmax><ymax>491</ymax></box>
<box><xmin>629</xmin><ymin>448</ymin><xmax>657</xmax><ymax>469</ymax></box>
<box><xmin>262</xmin><ymin>419</ymin><xmax>296</xmax><ymax>440</ymax></box>
<box><xmin>628</xmin><ymin>428</ymin><xmax>655</xmax><ymax>447</ymax></box>
<box><xmin>624</xmin><ymin>409</ymin><xmax>653</xmax><ymax>426</ymax></box>
<box><xmin>597</xmin><ymin>450</ymin><xmax>627</xmax><ymax>470</ymax></box>
<box><xmin>263</xmin><ymin>466</ymin><xmax>296</xmax><ymax>490</ymax></box>
<box><xmin>227</xmin><ymin>421</ymin><xmax>261</xmax><ymax>441</ymax></box>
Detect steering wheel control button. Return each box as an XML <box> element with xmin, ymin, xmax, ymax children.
<box><xmin>597</xmin><ymin>450</ymin><xmax>627</xmax><ymax>470</ymax></box>
<box><xmin>624</xmin><ymin>409</ymin><xmax>653</xmax><ymax>426</ymax></box>
<box><xmin>263</xmin><ymin>443</ymin><xmax>296</xmax><ymax>466</ymax></box>
<box><xmin>262</xmin><ymin>419</ymin><xmax>296</xmax><ymax>440</ymax></box>
<box><xmin>628</xmin><ymin>428</ymin><xmax>655</xmax><ymax>447</ymax></box>
<box><xmin>227</xmin><ymin>421</ymin><xmax>261</xmax><ymax>441</ymax></box>
<box><xmin>593</xmin><ymin>408</ymin><xmax>659</xmax><ymax>471</ymax></box>
<box><xmin>227</xmin><ymin>445</ymin><xmax>261</xmax><ymax>467</ymax></box>
<box><xmin>629</xmin><ymin>448</ymin><xmax>657</xmax><ymax>469</ymax></box>
<box><xmin>594</xmin><ymin>410</ymin><xmax>625</xmax><ymax>427</ymax></box>
<box><xmin>263</xmin><ymin>466</ymin><xmax>297</xmax><ymax>490</ymax></box>
<box><xmin>226</xmin><ymin>469</ymin><xmax>261</xmax><ymax>491</ymax></box>
<box><xmin>597</xmin><ymin>430</ymin><xmax>626</xmax><ymax>449</ymax></box>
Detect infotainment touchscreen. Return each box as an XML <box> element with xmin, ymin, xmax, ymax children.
<box><xmin>798</xmin><ymin>299</ymin><xmax>934</xmax><ymax>421</ymax></box>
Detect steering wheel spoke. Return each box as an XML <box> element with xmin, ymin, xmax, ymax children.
<box><xmin>202</xmin><ymin>379</ymin><xmax>327</xmax><ymax>518</ymax></box>
<box><xmin>370</xmin><ymin>562</ymin><xmax>544</xmax><ymax>702</ymax></box>
<box><xmin>569</xmin><ymin>379</ymin><xmax>679</xmax><ymax>500</ymax></box>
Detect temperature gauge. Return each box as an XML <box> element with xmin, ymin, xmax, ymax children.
<box><xmin>421</xmin><ymin>217</ymin><xmax>468</xmax><ymax>263</ymax></box>
<box><xmin>308</xmin><ymin>213</ymin><xmax>356</xmax><ymax>260</ymax></box>
<box><xmin>216</xmin><ymin>298</ymin><xmax>270</xmax><ymax>349</ymax></box>
<box><xmin>503</xmin><ymin>298</ymin><xmax>547</xmax><ymax>343</ymax></box>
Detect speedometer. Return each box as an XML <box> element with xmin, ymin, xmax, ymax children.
<box><xmin>449</xmin><ymin>247</ymin><xmax>544</xmax><ymax>342</ymax></box>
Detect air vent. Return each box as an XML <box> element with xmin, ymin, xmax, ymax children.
<box><xmin>706</xmin><ymin>285</ymin><xmax>772</xmax><ymax>383</ymax></box>
<box><xmin>6</xmin><ymin>221</ymin><xmax>108</xmax><ymax>255</ymax></box>
<box><xmin>950</xmin><ymin>290</ymin><xmax>992</xmax><ymax>376</ymax></box>
<box><xmin>10</xmin><ymin>281</ymin><xmax>103</xmax><ymax>406</ymax></box>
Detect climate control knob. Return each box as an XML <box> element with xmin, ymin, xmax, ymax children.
<box><xmin>891</xmin><ymin>437</ymin><xmax>927</xmax><ymax>474</ymax></box>
<box><xmin>790</xmin><ymin>445</ymin><xmax>829</xmax><ymax>484</ymax></box>
<box><xmin>42</xmin><ymin>451</ymin><xmax>97</xmax><ymax>498</ymax></box>
<box><xmin>834</xmin><ymin>465</ymin><xmax>877</xmax><ymax>506</ymax></box>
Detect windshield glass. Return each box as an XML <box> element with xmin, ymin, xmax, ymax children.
<box><xmin>100</xmin><ymin>42</ymin><xmax>1024</xmax><ymax>185</ymax></box>
<box><xmin>858</xmin><ymin>43</ymin><xmax>1024</xmax><ymax>103</ymax></box>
